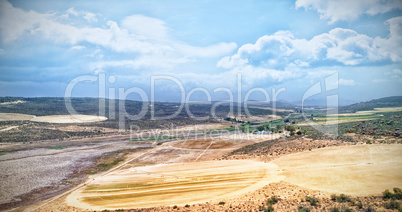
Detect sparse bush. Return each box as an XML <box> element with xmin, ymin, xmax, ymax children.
<box><xmin>331</xmin><ymin>194</ymin><xmax>351</xmax><ymax>202</ymax></box>
<box><xmin>218</xmin><ymin>201</ymin><xmax>225</xmax><ymax>205</ymax></box>
<box><xmin>341</xmin><ymin>206</ymin><xmax>352</xmax><ymax>212</ymax></box>
<box><xmin>298</xmin><ymin>205</ymin><xmax>310</xmax><ymax>212</ymax></box>
<box><xmin>185</xmin><ymin>204</ymin><xmax>190</xmax><ymax>208</ymax></box>
<box><xmin>355</xmin><ymin>201</ymin><xmax>363</xmax><ymax>209</ymax></box>
<box><xmin>305</xmin><ymin>196</ymin><xmax>318</xmax><ymax>206</ymax></box>
<box><xmin>172</xmin><ymin>205</ymin><xmax>178</xmax><ymax>209</ymax></box>
<box><xmin>364</xmin><ymin>206</ymin><xmax>375</xmax><ymax>212</ymax></box>
<box><xmin>267</xmin><ymin>196</ymin><xmax>280</xmax><ymax>205</ymax></box>
<box><xmin>383</xmin><ymin>188</ymin><xmax>402</xmax><ymax>199</ymax></box>
<box><xmin>330</xmin><ymin>207</ymin><xmax>339</xmax><ymax>212</ymax></box>
<box><xmin>384</xmin><ymin>199</ymin><xmax>400</xmax><ymax>209</ymax></box>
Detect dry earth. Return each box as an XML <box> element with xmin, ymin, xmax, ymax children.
<box><xmin>0</xmin><ymin>113</ymin><xmax>35</xmax><ymax>121</ymax></box>
<box><xmin>31</xmin><ymin>115</ymin><xmax>108</xmax><ymax>123</ymax></box>
<box><xmin>63</xmin><ymin>144</ymin><xmax>402</xmax><ymax>211</ymax></box>
<box><xmin>0</xmin><ymin>141</ymin><xmax>150</xmax><ymax>210</ymax></box>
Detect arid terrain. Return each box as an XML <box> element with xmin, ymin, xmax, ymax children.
<box><xmin>0</xmin><ymin>97</ymin><xmax>401</xmax><ymax>212</ymax></box>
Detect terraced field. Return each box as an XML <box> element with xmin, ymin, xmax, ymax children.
<box><xmin>67</xmin><ymin>160</ymin><xmax>281</xmax><ymax>210</ymax></box>
<box><xmin>67</xmin><ymin>144</ymin><xmax>402</xmax><ymax>210</ymax></box>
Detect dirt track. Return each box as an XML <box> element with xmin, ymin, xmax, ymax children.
<box><xmin>66</xmin><ymin>144</ymin><xmax>402</xmax><ymax>210</ymax></box>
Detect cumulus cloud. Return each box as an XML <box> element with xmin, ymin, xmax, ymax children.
<box><xmin>296</xmin><ymin>0</ymin><xmax>402</xmax><ymax>23</ymax></box>
<box><xmin>83</xmin><ymin>12</ymin><xmax>97</xmax><ymax>23</ymax></box>
<box><xmin>218</xmin><ymin>18</ymin><xmax>402</xmax><ymax>72</ymax></box>
<box><xmin>0</xmin><ymin>0</ymin><xmax>236</xmax><ymax>73</ymax></box>
<box><xmin>121</xmin><ymin>15</ymin><xmax>168</xmax><ymax>41</ymax></box>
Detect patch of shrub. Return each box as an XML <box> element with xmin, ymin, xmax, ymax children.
<box><xmin>364</xmin><ymin>206</ymin><xmax>375</xmax><ymax>212</ymax></box>
<box><xmin>305</xmin><ymin>196</ymin><xmax>318</xmax><ymax>206</ymax></box>
<box><xmin>267</xmin><ymin>196</ymin><xmax>280</xmax><ymax>205</ymax></box>
<box><xmin>330</xmin><ymin>207</ymin><xmax>339</xmax><ymax>212</ymax></box>
<box><xmin>218</xmin><ymin>201</ymin><xmax>225</xmax><ymax>205</ymax></box>
<box><xmin>383</xmin><ymin>188</ymin><xmax>402</xmax><ymax>199</ymax></box>
<box><xmin>331</xmin><ymin>194</ymin><xmax>351</xmax><ymax>202</ymax></box>
<box><xmin>298</xmin><ymin>205</ymin><xmax>310</xmax><ymax>212</ymax></box>
<box><xmin>384</xmin><ymin>199</ymin><xmax>400</xmax><ymax>209</ymax></box>
<box><xmin>341</xmin><ymin>206</ymin><xmax>352</xmax><ymax>212</ymax></box>
<box><xmin>185</xmin><ymin>204</ymin><xmax>190</xmax><ymax>208</ymax></box>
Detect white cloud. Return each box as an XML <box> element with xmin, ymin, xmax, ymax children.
<box><xmin>296</xmin><ymin>0</ymin><xmax>402</xmax><ymax>23</ymax></box>
<box><xmin>70</xmin><ymin>45</ymin><xmax>86</xmax><ymax>51</ymax></box>
<box><xmin>121</xmin><ymin>15</ymin><xmax>168</xmax><ymax>41</ymax></box>
<box><xmin>385</xmin><ymin>68</ymin><xmax>402</xmax><ymax>81</ymax></box>
<box><xmin>217</xmin><ymin>18</ymin><xmax>402</xmax><ymax>72</ymax></box>
<box><xmin>83</xmin><ymin>12</ymin><xmax>97</xmax><ymax>23</ymax></box>
<box><xmin>0</xmin><ymin>0</ymin><xmax>236</xmax><ymax>72</ymax></box>
<box><xmin>338</xmin><ymin>79</ymin><xmax>356</xmax><ymax>86</ymax></box>
<box><xmin>65</xmin><ymin>7</ymin><xmax>97</xmax><ymax>23</ymax></box>
<box><xmin>66</xmin><ymin>8</ymin><xmax>79</xmax><ymax>17</ymax></box>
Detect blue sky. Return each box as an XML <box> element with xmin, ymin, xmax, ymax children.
<box><xmin>0</xmin><ymin>0</ymin><xmax>401</xmax><ymax>103</ymax></box>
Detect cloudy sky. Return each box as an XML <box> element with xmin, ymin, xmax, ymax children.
<box><xmin>0</xmin><ymin>0</ymin><xmax>401</xmax><ymax>103</ymax></box>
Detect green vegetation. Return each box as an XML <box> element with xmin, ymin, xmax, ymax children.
<box><xmin>330</xmin><ymin>194</ymin><xmax>351</xmax><ymax>203</ymax></box>
<box><xmin>47</xmin><ymin>145</ymin><xmax>68</xmax><ymax>150</ymax></box>
<box><xmin>0</xmin><ymin>152</ymin><xmax>6</xmax><ymax>156</ymax></box>
<box><xmin>364</xmin><ymin>206</ymin><xmax>375</xmax><ymax>212</ymax></box>
<box><xmin>384</xmin><ymin>199</ymin><xmax>400</xmax><ymax>210</ymax></box>
<box><xmin>259</xmin><ymin>196</ymin><xmax>279</xmax><ymax>212</ymax></box>
<box><xmin>339</xmin><ymin>96</ymin><xmax>402</xmax><ymax>113</ymax></box>
<box><xmin>85</xmin><ymin>151</ymin><xmax>127</xmax><ymax>175</ymax></box>
<box><xmin>218</xmin><ymin>201</ymin><xmax>225</xmax><ymax>205</ymax></box>
<box><xmin>305</xmin><ymin>196</ymin><xmax>318</xmax><ymax>206</ymax></box>
<box><xmin>267</xmin><ymin>196</ymin><xmax>280</xmax><ymax>205</ymax></box>
<box><xmin>329</xmin><ymin>207</ymin><xmax>351</xmax><ymax>212</ymax></box>
<box><xmin>297</xmin><ymin>205</ymin><xmax>310</xmax><ymax>212</ymax></box>
<box><xmin>383</xmin><ymin>188</ymin><xmax>402</xmax><ymax>199</ymax></box>
<box><xmin>329</xmin><ymin>207</ymin><xmax>339</xmax><ymax>212</ymax></box>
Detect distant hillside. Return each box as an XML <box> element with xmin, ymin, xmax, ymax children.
<box><xmin>0</xmin><ymin>97</ymin><xmax>289</xmax><ymax>118</ymax></box>
<box><xmin>339</xmin><ymin>96</ymin><xmax>402</xmax><ymax>113</ymax></box>
<box><xmin>243</xmin><ymin>100</ymin><xmax>296</xmax><ymax>109</ymax></box>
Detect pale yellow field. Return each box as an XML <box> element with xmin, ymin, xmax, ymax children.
<box><xmin>272</xmin><ymin>144</ymin><xmax>402</xmax><ymax>195</ymax></box>
<box><xmin>329</xmin><ymin>107</ymin><xmax>402</xmax><ymax>116</ymax></box>
<box><xmin>0</xmin><ymin>113</ymin><xmax>35</xmax><ymax>121</ymax></box>
<box><xmin>67</xmin><ymin>144</ymin><xmax>402</xmax><ymax>210</ymax></box>
<box><xmin>67</xmin><ymin>160</ymin><xmax>281</xmax><ymax>210</ymax></box>
<box><xmin>30</xmin><ymin>114</ymin><xmax>107</xmax><ymax>123</ymax></box>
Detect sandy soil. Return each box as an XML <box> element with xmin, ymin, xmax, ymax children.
<box><xmin>64</xmin><ymin>144</ymin><xmax>402</xmax><ymax>210</ymax></box>
<box><xmin>30</xmin><ymin>115</ymin><xmax>107</xmax><ymax>123</ymax></box>
<box><xmin>329</xmin><ymin>107</ymin><xmax>402</xmax><ymax>116</ymax></box>
<box><xmin>272</xmin><ymin>144</ymin><xmax>402</xmax><ymax>195</ymax></box>
<box><xmin>0</xmin><ymin>113</ymin><xmax>35</xmax><ymax>121</ymax></box>
<box><xmin>66</xmin><ymin>160</ymin><xmax>282</xmax><ymax>210</ymax></box>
